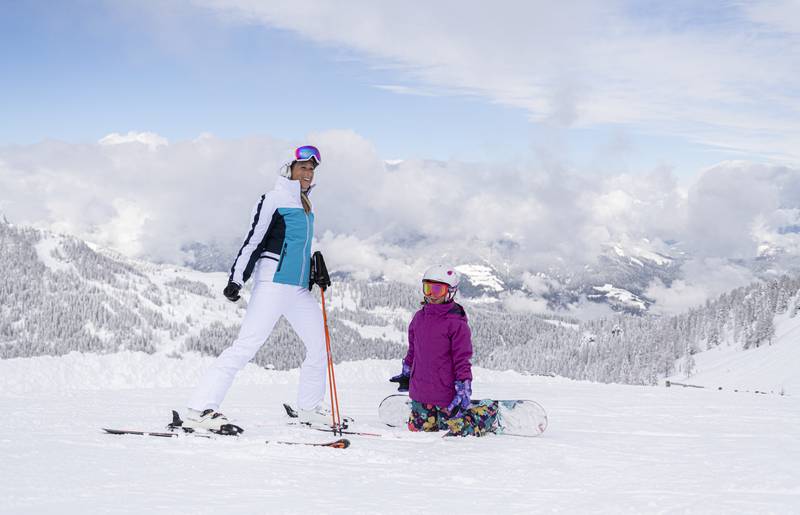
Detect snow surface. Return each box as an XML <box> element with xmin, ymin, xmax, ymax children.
<box><xmin>669</xmin><ymin>309</ymin><xmax>800</xmax><ymax>395</ymax></box>
<box><xmin>2</xmin><ymin>353</ymin><xmax>799</xmax><ymax>514</ymax></box>
<box><xmin>590</xmin><ymin>283</ymin><xmax>647</xmax><ymax>311</ymax></box>
<box><xmin>34</xmin><ymin>235</ymin><xmax>73</xmax><ymax>273</ymax></box>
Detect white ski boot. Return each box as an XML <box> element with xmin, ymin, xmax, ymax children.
<box><xmin>298</xmin><ymin>405</ymin><xmax>352</xmax><ymax>428</ymax></box>
<box><xmin>180</xmin><ymin>409</ymin><xmax>243</xmax><ymax>435</ymax></box>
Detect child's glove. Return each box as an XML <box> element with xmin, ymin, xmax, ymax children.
<box><xmin>447</xmin><ymin>379</ymin><xmax>472</xmax><ymax>412</ymax></box>
<box><xmin>388</xmin><ymin>362</ymin><xmax>411</xmax><ymax>392</ymax></box>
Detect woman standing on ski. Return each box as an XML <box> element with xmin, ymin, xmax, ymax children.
<box><xmin>389</xmin><ymin>265</ymin><xmax>498</xmax><ymax>436</ymax></box>
<box><xmin>185</xmin><ymin>145</ymin><xmax>336</xmax><ymax>431</ymax></box>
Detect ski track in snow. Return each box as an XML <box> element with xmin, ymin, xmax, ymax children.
<box><xmin>1</xmin><ymin>354</ymin><xmax>799</xmax><ymax>514</ymax></box>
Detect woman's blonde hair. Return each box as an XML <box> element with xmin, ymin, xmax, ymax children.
<box><xmin>300</xmin><ymin>192</ymin><xmax>312</xmax><ymax>213</ymax></box>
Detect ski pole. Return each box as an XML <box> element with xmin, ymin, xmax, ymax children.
<box><xmin>320</xmin><ymin>289</ymin><xmax>343</xmax><ymax>434</ymax></box>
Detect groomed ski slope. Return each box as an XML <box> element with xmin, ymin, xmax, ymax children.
<box><xmin>668</xmin><ymin>309</ymin><xmax>800</xmax><ymax>395</ymax></box>
<box><xmin>1</xmin><ymin>353</ymin><xmax>798</xmax><ymax>514</ymax></box>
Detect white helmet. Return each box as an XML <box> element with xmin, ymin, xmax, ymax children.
<box><xmin>422</xmin><ymin>264</ymin><xmax>460</xmax><ymax>301</ymax></box>
<box><xmin>422</xmin><ymin>264</ymin><xmax>460</xmax><ymax>287</ymax></box>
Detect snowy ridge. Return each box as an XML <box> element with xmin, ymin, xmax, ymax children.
<box><xmin>0</xmin><ymin>352</ymin><xmax>548</xmax><ymax>395</ymax></box>
<box><xmin>589</xmin><ymin>283</ymin><xmax>648</xmax><ymax>311</ymax></box>
<box><xmin>455</xmin><ymin>264</ymin><xmax>505</xmax><ymax>292</ymax></box>
<box><xmin>0</xmin><ymin>352</ymin><xmax>286</xmax><ymax>395</ymax></box>
<box><xmin>612</xmin><ymin>242</ymin><xmax>673</xmax><ymax>267</ymax></box>
<box><xmin>4</xmin><ymin>220</ymin><xmax>800</xmax><ymax>389</ymax></box>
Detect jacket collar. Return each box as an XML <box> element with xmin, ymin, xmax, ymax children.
<box><xmin>422</xmin><ymin>301</ymin><xmax>456</xmax><ymax>316</ymax></box>
<box><xmin>275</xmin><ymin>175</ymin><xmax>314</xmax><ymax>197</ymax></box>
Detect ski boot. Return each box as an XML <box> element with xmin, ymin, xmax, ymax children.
<box><xmin>170</xmin><ymin>409</ymin><xmax>244</xmax><ymax>436</ymax></box>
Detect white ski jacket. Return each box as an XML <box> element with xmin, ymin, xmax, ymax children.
<box><xmin>228</xmin><ymin>176</ymin><xmax>315</xmax><ymax>288</ymax></box>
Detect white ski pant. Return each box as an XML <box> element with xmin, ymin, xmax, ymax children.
<box><xmin>188</xmin><ymin>281</ymin><xmax>327</xmax><ymax>412</ymax></box>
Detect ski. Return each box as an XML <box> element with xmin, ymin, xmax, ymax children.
<box><xmin>265</xmin><ymin>438</ymin><xmax>351</xmax><ymax>449</ymax></box>
<box><xmin>103</xmin><ymin>410</ymin><xmax>244</xmax><ymax>439</ymax></box>
<box><xmin>103</xmin><ymin>427</ymin><xmax>350</xmax><ymax>448</ymax></box>
<box><xmin>309</xmin><ymin>426</ymin><xmax>383</xmax><ymax>438</ymax></box>
<box><xmin>102</xmin><ymin>428</ymin><xmax>211</xmax><ymax>438</ymax></box>
<box><xmin>283</xmin><ymin>403</ymin><xmax>379</xmax><ymax>436</ymax></box>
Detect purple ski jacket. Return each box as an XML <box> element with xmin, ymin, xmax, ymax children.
<box><xmin>403</xmin><ymin>301</ymin><xmax>473</xmax><ymax>407</ymax></box>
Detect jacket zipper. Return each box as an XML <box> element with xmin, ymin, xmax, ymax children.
<box><xmin>299</xmin><ymin>211</ymin><xmax>311</xmax><ymax>284</ymax></box>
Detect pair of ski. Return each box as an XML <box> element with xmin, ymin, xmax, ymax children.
<box><xmin>102</xmin><ymin>410</ymin><xmax>351</xmax><ymax>449</ymax></box>
<box><xmin>103</xmin><ymin>395</ymin><xmax>548</xmax><ymax>447</ymax></box>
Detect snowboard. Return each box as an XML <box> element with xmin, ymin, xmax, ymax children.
<box><xmin>378</xmin><ymin>394</ymin><xmax>548</xmax><ymax>437</ymax></box>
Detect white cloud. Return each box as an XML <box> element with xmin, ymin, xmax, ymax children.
<box><xmin>502</xmin><ymin>291</ymin><xmax>551</xmax><ymax>314</ymax></box>
<box><xmin>98</xmin><ymin>131</ymin><xmax>169</xmax><ymax>150</ymax></box>
<box><xmin>2</xmin><ymin>132</ymin><xmax>799</xmax><ymax>314</ymax></box>
<box><xmin>685</xmin><ymin>161</ymin><xmax>800</xmax><ymax>259</ymax></box>
<box><xmin>373</xmin><ymin>85</ymin><xmax>437</xmax><ymax>97</ymax></box>
<box><xmin>646</xmin><ymin>259</ymin><xmax>758</xmax><ymax>315</ymax></box>
<box><xmin>184</xmin><ymin>0</ymin><xmax>800</xmax><ymax>162</ymax></box>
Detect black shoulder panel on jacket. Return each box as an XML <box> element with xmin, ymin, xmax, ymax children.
<box><xmin>447</xmin><ymin>302</ymin><xmax>467</xmax><ymax>318</ymax></box>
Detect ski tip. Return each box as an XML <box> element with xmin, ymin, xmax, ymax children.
<box><xmin>264</xmin><ymin>437</ymin><xmax>351</xmax><ymax>449</ymax></box>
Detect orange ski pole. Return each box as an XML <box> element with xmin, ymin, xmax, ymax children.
<box><xmin>320</xmin><ymin>289</ymin><xmax>342</xmax><ymax>433</ymax></box>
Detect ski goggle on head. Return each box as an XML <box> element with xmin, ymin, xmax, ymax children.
<box><xmin>422</xmin><ymin>281</ymin><xmax>450</xmax><ymax>298</ymax></box>
<box><xmin>294</xmin><ymin>145</ymin><xmax>321</xmax><ymax>165</ymax></box>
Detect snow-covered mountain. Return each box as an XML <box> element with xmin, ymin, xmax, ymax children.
<box><xmin>4</xmin><ymin>218</ymin><xmax>800</xmax><ymax>390</ymax></box>
<box><xmin>182</xmin><ymin>238</ymin><xmax>680</xmax><ymax>314</ymax></box>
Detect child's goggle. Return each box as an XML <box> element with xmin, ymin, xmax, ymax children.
<box><xmin>295</xmin><ymin>145</ymin><xmax>321</xmax><ymax>164</ymax></box>
<box><xmin>422</xmin><ymin>281</ymin><xmax>449</xmax><ymax>298</ymax></box>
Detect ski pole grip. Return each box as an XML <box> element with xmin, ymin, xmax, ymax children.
<box><xmin>309</xmin><ymin>251</ymin><xmax>332</xmax><ymax>291</ymax></box>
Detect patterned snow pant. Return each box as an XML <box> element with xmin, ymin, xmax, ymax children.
<box><xmin>408</xmin><ymin>400</ymin><xmax>499</xmax><ymax>437</ymax></box>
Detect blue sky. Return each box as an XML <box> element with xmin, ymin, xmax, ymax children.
<box><xmin>2</xmin><ymin>1</ymin><xmax>800</xmax><ymax>314</ymax></box>
<box><xmin>4</xmin><ymin>1</ymin><xmax>795</xmax><ymax>178</ymax></box>
<box><xmin>1</xmin><ymin>1</ymin><xmax>531</xmax><ymax>161</ymax></box>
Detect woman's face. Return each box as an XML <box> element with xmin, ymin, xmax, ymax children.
<box><xmin>290</xmin><ymin>160</ymin><xmax>316</xmax><ymax>191</ymax></box>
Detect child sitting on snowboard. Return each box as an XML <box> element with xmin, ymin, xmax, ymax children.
<box><xmin>389</xmin><ymin>265</ymin><xmax>498</xmax><ymax>436</ymax></box>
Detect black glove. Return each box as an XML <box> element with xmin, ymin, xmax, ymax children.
<box><xmin>389</xmin><ymin>362</ymin><xmax>411</xmax><ymax>392</ymax></box>
<box><xmin>223</xmin><ymin>281</ymin><xmax>241</xmax><ymax>302</ymax></box>
<box><xmin>309</xmin><ymin>251</ymin><xmax>331</xmax><ymax>291</ymax></box>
